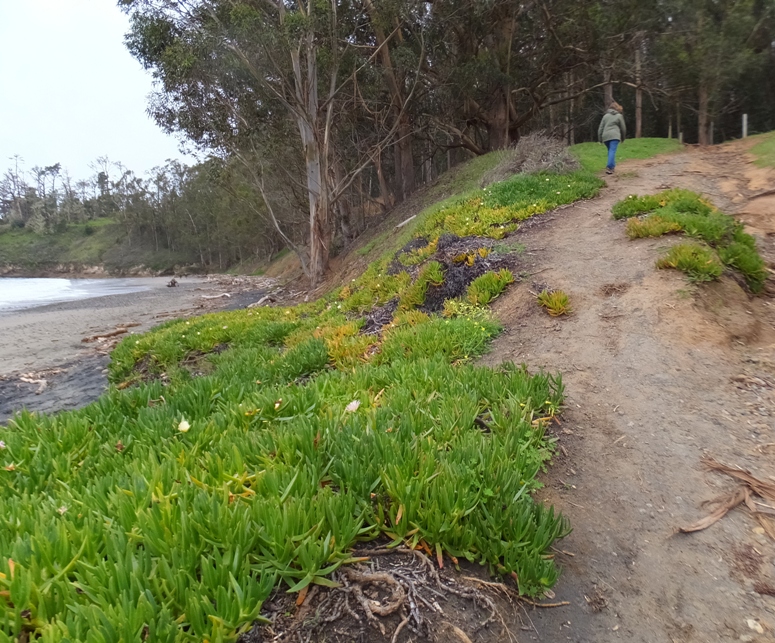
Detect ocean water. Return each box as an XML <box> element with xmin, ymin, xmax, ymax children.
<box><xmin>0</xmin><ymin>278</ymin><xmax>155</xmax><ymax>314</ymax></box>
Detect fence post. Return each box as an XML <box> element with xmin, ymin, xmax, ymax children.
<box><xmin>710</xmin><ymin>121</ymin><xmax>714</xmax><ymax>145</ymax></box>
<box><xmin>743</xmin><ymin>114</ymin><xmax>748</xmax><ymax>138</ymax></box>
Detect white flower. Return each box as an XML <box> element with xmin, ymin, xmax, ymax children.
<box><xmin>57</xmin><ymin>506</ymin><xmax>67</xmax><ymax>515</ymax></box>
<box><xmin>345</xmin><ymin>400</ymin><xmax>361</xmax><ymax>413</ymax></box>
<box><xmin>0</xmin><ymin>441</ymin><xmax>5</xmax><ymax>449</ymax></box>
<box><xmin>222</xmin><ymin>325</ymin><xmax>228</xmax><ymax>329</ymax></box>
<box><xmin>178</xmin><ymin>419</ymin><xmax>191</xmax><ymax>433</ymax></box>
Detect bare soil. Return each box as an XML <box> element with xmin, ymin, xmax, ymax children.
<box><xmin>477</xmin><ymin>140</ymin><xmax>775</xmax><ymax>643</ymax></box>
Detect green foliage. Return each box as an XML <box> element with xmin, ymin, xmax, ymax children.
<box><xmin>626</xmin><ymin>215</ymin><xmax>682</xmax><ymax>239</ymax></box>
<box><xmin>0</xmin><ymin>145</ymin><xmax>619</xmax><ymax>640</ymax></box>
<box><xmin>615</xmin><ymin>189</ymin><xmax>767</xmax><ymax>292</ymax></box>
<box><xmin>356</xmin><ymin>231</ymin><xmax>390</xmax><ymax>257</ymax></box>
<box><xmin>416</xmin><ymin>172</ymin><xmax>603</xmax><ymax>242</ymax></box>
<box><xmin>536</xmin><ymin>290</ymin><xmax>572</xmax><ymax>316</ymax></box>
<box><xmin>751</xmin><ymin>132</ymin><xmax>775</xmax><ymax>169</ymax></box>
<box><xmin>397</xmin><ymin>261</ymin><xmax>445</xmax><ymax>311</ymax></box>
<box><xmin>717</xmin><ymin>241</ymin><xmax>767</xmax><ymax>293</ymax></box>
<box><xmin>467</xmin><ymin>269</ymin><xmax>515</xmax><ymax>306</ymax></box>
<box><xmin>656</xmin><ymin>243</ymin><xmax>724</xmax><ymax>282</ymax></box>
<box><xmin>0</xmin><ymin>320</ymin><xmax>564</xmax><ymax>640</ymax></box>
<box><xmin>611</xmin><ymin>188</ymin><xmax>697</xmax><ymax>219</ymax></box>
<box><xmin>399</xmin><ymin>238</ymin><xmax>438</xmax><ymax>266</ymax></box>
<box><xmin>570</xmin><ymin>138</ymin><xmax>683</xmax><ymax>174</ymax></box>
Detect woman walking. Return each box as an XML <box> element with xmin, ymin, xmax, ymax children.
<box><xmin>598</xmin><ymin>102</ymin><xmax>626</xmax><ymax>175</ymax></box>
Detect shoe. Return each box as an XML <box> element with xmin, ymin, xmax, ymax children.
<box><xmin>605</xmin><ymin>168</ymin><xmax>614</xmax><ymax>175</ymax></box>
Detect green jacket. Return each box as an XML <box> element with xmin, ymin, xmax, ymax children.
<box><xmin>598</xmin><ymin>109</ymin><xmax>626</xmax><ymax>143</ymax></box>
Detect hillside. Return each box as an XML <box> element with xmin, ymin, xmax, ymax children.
<box><xmin>0</xmin><ymin>219</ymin><xmax>198</xmax><ymax>276</ymax></box>
<box><xmin>2</xmin><ymin>134</ymin><xmax>775</xmax><ymax>643</ymax></box>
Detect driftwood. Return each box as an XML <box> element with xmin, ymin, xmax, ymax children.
<box><xmin>395</xmin><ymin>214</ymin><xmax>417</xmax><ymax>229</ymax></box>
<box><xmin>201</xmin><ymin>293</ymin><xmax>232</xmax><ymax>300</ymax></box>
<box><xmin>248</xmin><ymin>295</ymin><xmax>275</xmax><ymax>308</ymax></box>
<box><xmin>82</xmin><ymin>328</ymin><xmax>129</xmax><ymax>343</ymax></box>
<box><xmin>680</xmin><ymin>457</ymin><xmax>775</xmax><ymax>537</ymax></box>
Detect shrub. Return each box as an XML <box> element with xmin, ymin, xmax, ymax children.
<box><xmin>537</xmin><ymin>290</ymin><xmax>572</xmax><ymax>316</ymax></box>
<box><xmin>656</xmin><ymin>243</ymin><xmax>723</xmax><ymax>282</ymax></box>
<box><xmin>481</xmin><ymin>132</ymin><xmax>581</xmax><ymax>186</ymax></box>
<box><xmin>467</xmin><ymin>269</ymin><xmax>515</xmax><ymax>305</ymax></box>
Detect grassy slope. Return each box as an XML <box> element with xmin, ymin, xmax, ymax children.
<box><xmin>0</xmin><ymin>143</ymin><xmax>680</xmax><ymax>642</ymax></box>
<box><xmin>570</xmin><ymin>137</ymin><xmax>683</xmax><ymax>173</ymax></box>
<box><xmin>0</xmin><ymin>220</ymin><xmax>193</xmax><ymax>274</ymax></box>
<box><xmin>750</xmin><ymin>131</ymin><xmax>775</xmax><ymax>168</ymax></box>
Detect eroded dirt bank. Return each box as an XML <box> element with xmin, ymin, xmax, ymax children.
<box><xmin>480</xmin><ymin>142</ymin><xmax>775</xmax><ymax>642</ymax></box>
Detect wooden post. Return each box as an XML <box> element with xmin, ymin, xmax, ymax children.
<box><xmin>743</xmin><ymin>114</ymin><xmax>748</xmax><ymax>138</ymax></box>
<box><xmin>710</xmin><ymin>121</ymin><xmax>714</xmax><ymax>145</ymax></box>
<box><xmin>668</xmin><ymin>115</ymin><xmax>673</xmax><ymax>139</ymax></box>
<box><xmin>679</xmin><ymin>131</ymin><xmax>683</xmax><ymax>144</ymax></box>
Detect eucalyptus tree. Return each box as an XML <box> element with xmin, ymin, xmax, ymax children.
<box><xmin>120</xmin><ymin>0</ymin><xmax>421</xmax><ymax>285</ymax></box>
<box><xmin>656</xmin><ymin>0</ymin><xmax>775</xmax><ymax>143</ymax></box>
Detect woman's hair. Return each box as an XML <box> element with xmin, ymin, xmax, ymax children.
<box><xmin>609</xmin><ymin>101</ymin><xmax>623</xmax><ymax>113</ymax></box>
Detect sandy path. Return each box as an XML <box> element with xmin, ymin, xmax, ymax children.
<box><xmin>480</xmin><ymin>146</ymin><xmax>775</xmax><ymax>642</ymax></box>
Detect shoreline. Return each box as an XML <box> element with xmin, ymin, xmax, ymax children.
<box><xmin>0</xmin><ymin>276</ymin><xmax>276</xmax><ymax>423</ymax></box>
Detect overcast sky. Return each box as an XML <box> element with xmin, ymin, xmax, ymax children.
<box><xmin>0</xmin><ymin>0</ymin><xmax>193</xmax><ymax>183</ymax></box>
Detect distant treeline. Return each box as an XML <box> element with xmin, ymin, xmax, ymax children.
<box><xmin>0</xmin><ymin>156</ymin><xmax>295</xmax><ymax>271</ymax></box>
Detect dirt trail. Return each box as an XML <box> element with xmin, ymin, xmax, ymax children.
<box><xmin>481</xmin><ymin>143</ymin><xmax>775</xmax><ymax>642</ymax></box>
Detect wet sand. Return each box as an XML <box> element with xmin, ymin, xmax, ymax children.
<box><xmin>0</xmin><ymin>277</ymin><xmax>272</xmax><ymax>422</ymax></box>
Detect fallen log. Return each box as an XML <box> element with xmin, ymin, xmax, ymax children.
<box><xmin>82</xmin><ymin>328</ymin><xmax>130</xmax><ymax>343</ymax></box>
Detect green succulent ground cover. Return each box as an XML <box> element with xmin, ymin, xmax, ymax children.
<box><xmin>415</xmin><ymin>172</ymin><xmax>602</xmax><ymax>242</ymax></box>
<box><xmin>0</xmin><ymin>165</ymin><xmax>599</xmax><ymax>642</ymax></box>
<box><xmin>613</xmin><ymin>189</ymin><xmax>767</xmax><ymax>292</ymax></box>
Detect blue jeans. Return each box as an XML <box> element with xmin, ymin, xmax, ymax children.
<box><xmin>605</xmin><ymin>139</ymin><xmax>619</xmax><ymax>171</ymax></box>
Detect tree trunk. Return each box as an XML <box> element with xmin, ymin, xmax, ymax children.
<box><xmin>487</xmin><ymin>91</ymin><xmax>510</xmax><ymax>150</ymax></box>
<box><xmin>393</xmin><ymin>115</ymin><xmax>415</xmax><ymax>202</ymax></box>
<box><xmin>698</xmin><ymin>84</ymin><xmax>710</xmax><ymax>146</ymax></box>
<box><xmin>635</xmin><ymin>34</ymin><xmax>643</xmax><ymax>138</ymax></box>
<box><xmin>375</xmin><ymin>153</ymin><xmax>393</xmax><ymax>212</ymax></box>
<box><xmin>364</xmin><ymin>0</ymin><xmax>414</xmax><ymax>203</ymax></box>
<box><xmin>603</xmin><ymin>68</ymin><xmax>613</xmax><ymax>108</ymax></box>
